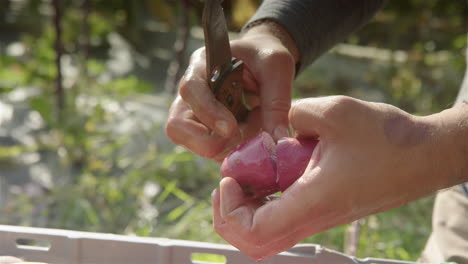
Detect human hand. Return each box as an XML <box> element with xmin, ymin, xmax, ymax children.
<box><xmin>166</xmin><ymin>22</ymin><xmax>299</xmax><ymax>161</ymax></box>
<box><xmin>212</xmin><ymin>96</ymin><xmax>468</xmax><ymax>260</ymax></box>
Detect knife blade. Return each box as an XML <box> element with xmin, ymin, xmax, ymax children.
<box><xmin>202</xmin><ymin>0</ymin><xmax>249</xmax><ymax>121</ymax></box>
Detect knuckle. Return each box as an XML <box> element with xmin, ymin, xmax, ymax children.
<box><xmin>165</xmin><ymin>118</ymin><xmax>182</xmax><ymax>145</ymax></box>
<box><xmin>194</xmin><ymin>47</ymin><xmax>205</xmax><ymax>56</ymax></box>
<box><xmin>263</xmin><ymin>99</ymin><xmax>291</xmax><ymax>114</ymax></box>
<box><xmin>178</xmin><ymin>78</ymin><xmax>193</xmax><ymax>101</ymax></box>
<box><xmin>263</xmin><ymin>49</ymin><xmax>295</xmax><ymax>70</ymax></box>
<box><xmin>331</xmin><ymin>95</ymin><xmax>356</xmax><ymax>106</ymax></box>
<box><xmin>321</xmin><ymin>96</ymin><xmax>357</xmax><ymax>121</ymax></box>
<box><xmin>189</xmin><ymin>48</ymin><xmax>205</xmax><ymax>62</ymax></box>
<box><xmin>288</xmin><ymin>98</ymin><xmax>307</xmax><ymax>120</ymax></box>
<box><xmin>269</xmin><ymin>49</ymin><xmax>293</xmax><ymax>63</ymax></box>
<box><xmin>179</xmin><ymin>78</ymin><xmax>212</xmax><ymax>114</ymax></box>
<box><xmin>195</xmin><ymin>138</ymin><xmax>226</xmax><ymax>160</ymax></box>
<box><xmin>200</xmin><ymin>147</ymin><xmax>220</xmax><ymax>160</ymax></box>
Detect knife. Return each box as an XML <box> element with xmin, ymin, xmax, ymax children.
<box><xmin>202</xmin><ymin>0</ymin><xmax>250</xmax><ymax>121</ymax></box>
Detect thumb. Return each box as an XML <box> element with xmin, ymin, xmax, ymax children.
<box><xmin>230</xmin><ymin>38</ymin><xmax>295</xmax><ymax>141</ymax></box>
<box><xmin>219</xmin><ymin>177</ymin><xmax>246</xmax><ymax>219</ymax></box>
<box><xmin>289</xmin><ymin>97</ymin><xmax>341</xmax><ymax>139</ymax></box>
<box><xmin>219</xmin><ymin>177</ymin><xmax>264</xmax><ymax>230</ymax></box>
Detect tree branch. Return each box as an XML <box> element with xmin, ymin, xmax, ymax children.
<box><xmin>52</xmin><ymin>0</ymin><xmax>64</xmax><ymax>121</ymax></box>
<box><xmin>164</xmin><ymin>0</ymin><xmax>191</xmax><ymax>95</ymax></box>
<box><xmin>82</xmin><ymin>0</ymin><xmax>90</xmax><ymax>73</ymax></box>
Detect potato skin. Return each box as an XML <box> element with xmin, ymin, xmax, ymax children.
<box><xmin>276</xmin><ymin>137</ymin><xmax>317</xmax><ymax>192</ymax></box>
<box><xmin>221</xmin><ymin>132</ymin><xmax>317</xmax><ymax>197</ymax></box>
<box><xmin>221</xmin><ymin>132</ymin><xmax>278</xmax><ymax>198</ymax></box>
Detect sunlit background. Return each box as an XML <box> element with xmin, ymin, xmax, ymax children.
<box><xmin>0</xmin><ymin>0</ymin><xmax>466</xmax><ymax>261</ymax></box>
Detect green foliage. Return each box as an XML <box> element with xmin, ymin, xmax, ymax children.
<box><xmin>0</xmin><ymin>0</ymin><xmax>221</xmax><ymax>242</ymax></box>
<box><xmin>351</xmin><ymin>0</ymin><xmax>466</xmax><ymax>51</ymax></box>
<box><xmin>0</xmin><ymin>56</ymin><xmax>29</xmax><ymax>92</ymax></box>
<box><xmin>30</xmin><ymin>97</ymin><xmax>54</xmax><ymax>124</ymax></box>
<box><xmin>102</xmin><ymin>76</ymin><xmax>153</xmax><ymax>95</ymax></box>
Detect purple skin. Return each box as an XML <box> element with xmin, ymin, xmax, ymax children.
<box><xmin>221</xmin><ymin>132</ymin><xmax>278</xmax><ymax>198</ymax></box>
<box><xmin>276</xmin><ymin>137</ymin><xmax>318</xmax><ymax>192</ymax></box>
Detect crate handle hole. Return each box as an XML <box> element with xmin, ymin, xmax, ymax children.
<box><xmin>16</xmin><ymin>238</ymin><xmax>51</xmax><ymax>251</ymax></box>
<box><xmin>191</xmin><ymin>253</ymin><xmax>227</xmax><ymax>264</ymax></box>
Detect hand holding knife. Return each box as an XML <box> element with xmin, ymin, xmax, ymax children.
<box><xmin>202</xmin><ymin>0</ymin><xmax>250</xmax><ymax>122</ymax></box>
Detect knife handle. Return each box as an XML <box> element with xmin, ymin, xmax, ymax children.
<box><xmin>210</xmin><ymin>58</ymin><xmax>250</xmax><ymax>122</ymax></box>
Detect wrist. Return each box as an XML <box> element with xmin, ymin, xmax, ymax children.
<box><xmin>423</xmin><ymin>104</ymin><xmax>468</xmax><ymax>187</ymax></box>
<box><xmin>242</xmin><ymin>19</ymin><xmax>300</xmax><ymax>65</ymax></box>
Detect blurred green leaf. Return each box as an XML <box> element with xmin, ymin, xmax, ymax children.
<box><xmin>30</xmin><ymin>96</ymin><xmax>54</xmax><ymax>124</ymax></box>
<box><xmin>167</xmin><ymin>203</ymin><xmax>192</xmax><ymax>222</ymax></box>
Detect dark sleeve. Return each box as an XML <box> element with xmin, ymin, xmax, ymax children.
<box><xmin>244</xmin><ymin>0</ymin><xmax>388</xmax><ymax>72</ymax></box>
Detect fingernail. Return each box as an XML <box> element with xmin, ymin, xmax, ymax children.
<box><xmin>211</xmin><ymin>189</ymin><xmax>218</xmax><ymax>200</ymax></box>
<box><xmin>216</xmin><ymin>120</ymin><xmax>230</xmax><ymax>137</ymax></box>
<box><xmin>273</xmin><ymin>126</ymin><xmax>289</xmax><ymax>140</ymax></box>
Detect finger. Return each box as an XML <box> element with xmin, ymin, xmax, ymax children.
<box><xmin>212</xmin><ymin>188</ymin><xmax>223</xmax><ymax>227</ymax></box>
<box><xmin>216</xmin><ymin>178</ymin><xmax>267</xmax><ymax>257</ymax></box>
<box><xmin>238</xmin><ymin>107</ymin><xmax>263</xmax><ymax>143</ymax></box>
<box><xmin>214</xmin><ymin>179</ymin><xmax>254</xmax><ymax>250</ymax></box>
<box><xmin>166</xmin><ymin>97</ymin><xmax>238</xmax><ymax>159</ymax></box>
<box><xmin>241</xmin><ymin>64</ymin><xmax>259</xmax><ymax>94</ymax></box>
<box><xmin>218</xmin><ymin>177</ymin><xmax>290</xmax><ymax>241</ymax></box>
<box><xmin>220</xmin><ymin>177</ymin><xmax>254</xmax><ymax>220</ymax></box>
<box><xmin>234</xmin><ymin>45</ymin><xmax>294</xmax><ymax>141</ymax></box>
<box><xmin>242</xmin><ymin>226</ymin><xmax>313</xmax><ymax>261</ymax></box>
<box><xmin>213</xmin><ymin>187</ymin><xmax>254</xmax><ymax>249</ymax></box>
<box><xmin>216</xmin><ymin>175</ymin><xmax>324</xmax><ymax>260</ymax></box>
<box><xmin>257</xmin><ymin>55</ymin><xmax>294</xmax><ymax>141</ymax></box>
<box><xmin>288</xmin><ymin>97</ymin><xmax>344</xmax><ymax>139</ymax></box>
<box><xmin>219</xmin><ymin>177</ymin><xmax>268</xmax><ymax>228</ymax></box>
<box><xmin>242</xmin><ymin>165</ymin><xmax>329</xmax><ymax>246</ymax></box>
<box><xmin>211</xmin><ymin>108</ymin><xmax>263</xmax><ymax>162</ymax></box>
<box><xmin>179</xmin><ymin>49</ymin><xmax>238</xmax><ymax>138</ymax></box>
<box><xmin>242</xmin><ymin>208</ymin><xmax>354</xmax><ymax>261</ymax></box>
<box><xmin>214</xmin><ymin>166</ymin><xmax>350</xmax><ymax>260</ymax></box>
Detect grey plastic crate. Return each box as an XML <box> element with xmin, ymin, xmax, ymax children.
<box><xmin>0</xmin><ymin>225</ymin><xmax>427</xmax><ymax>264</ymax></box>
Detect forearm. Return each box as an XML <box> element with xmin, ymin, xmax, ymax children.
<box><xmin>424</xmin><ymin>104</ymin><xmax>468</xmax><ymax>189</ymax></box>
<box><xmin>243</xmin><ymin>0</ymin><xmax>388</xmax><ymax>72</ymax></box>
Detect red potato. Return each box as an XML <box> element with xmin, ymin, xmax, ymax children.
<box><xmin>220</xmin><ymin>132</ymin><xmax>278</xmax><ymax>198</ymax></box>
<box><xmin>221</xmin><ymin>132</ymin><xmax>317</xmax><ymax>198</ymax></box>
<box><xmin>276</xmin><ymin>137</ymin><xmax>317</xmax><ymax>192</ymax></box>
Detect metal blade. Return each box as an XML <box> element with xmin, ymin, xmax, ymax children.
<box><xmin>202</xmin><ymin>0</ymin><xmax>233</xmax><ymax>80</ymax></box>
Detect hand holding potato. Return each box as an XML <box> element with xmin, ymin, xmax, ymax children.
<box><xmin>213</xmin><ymin>96</ymin><xmax>468</xmax><ymax>260</ymax></box>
